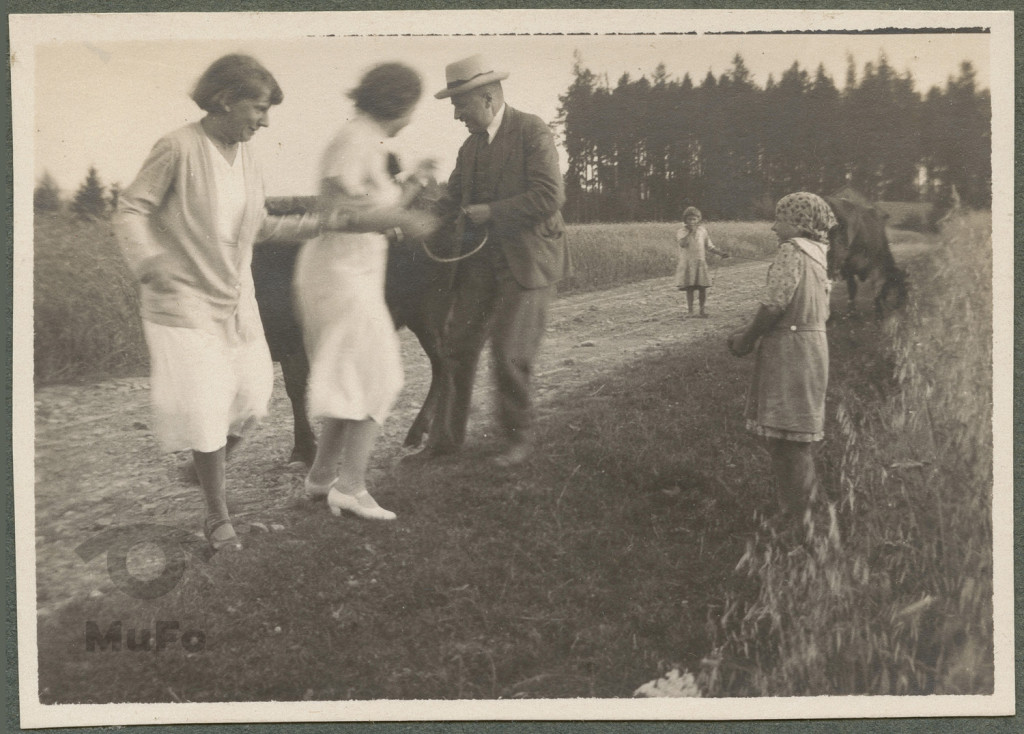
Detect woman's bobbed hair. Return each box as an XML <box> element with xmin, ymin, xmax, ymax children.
<box><xmin>191</xmin><ymin>54</ymin><xmax>283</xmax><ymax>112</ymax></box>
<box><xmin>349</xmin><ymin>62</ymin><xmax>423</xmax><ymax>122</ymax></box>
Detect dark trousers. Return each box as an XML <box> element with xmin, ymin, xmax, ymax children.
<box><xmin>429</xmin><ymin>244</ymin><xmax>554</xmax><ymax>451</ymax></box>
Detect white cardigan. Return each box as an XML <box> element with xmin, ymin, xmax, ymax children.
<box><xmin>116</xmin><ymin>122</ymin><xmax>318</xmax><ymax>339</ymax></box>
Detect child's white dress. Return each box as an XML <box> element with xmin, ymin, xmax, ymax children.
<box><xmin>674</xmin><ymin>225</ymin><xmax>716</xmax><ymax>289</ymax></box>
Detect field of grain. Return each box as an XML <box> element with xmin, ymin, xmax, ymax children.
<box><xmin>877</xmin><ymin>200</ymin><xmax>935</xmax><ymax>231</ymax></box>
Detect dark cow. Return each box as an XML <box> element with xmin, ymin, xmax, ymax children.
<box><xmin>254</xmin><ymin>191</ymin><xmax>460</xmax><ymax>466</ymax></box>
<box><xmin>824</xmin><ymin>195</ymin><xmax>908</xmax><ymax>318</ymax></box>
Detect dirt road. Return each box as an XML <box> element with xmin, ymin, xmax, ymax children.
<box><xmin>31</xmin><ymin>259</ymin><xmax>772</xmax><ymax>615</ymax></box>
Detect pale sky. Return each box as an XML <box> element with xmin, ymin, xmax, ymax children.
<box><xmin>25</xmin><ymin>14</ymin><xmax>992</xmax><ymax>197</ymax></box>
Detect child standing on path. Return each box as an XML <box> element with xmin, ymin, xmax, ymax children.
<box><xmin>727</xmin><ymin>192</ymin><xmax>836</xmax><ymax>530</ymax></box>
<box><xmin>675</xmin><ymin>206</ymin><xmax>728</xmax><ymax>317</ymax></box>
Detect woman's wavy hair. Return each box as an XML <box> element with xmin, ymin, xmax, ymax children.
<box><xmin>191</xmin><ymin>54</ymin><xmax>283</xmax><ymax>112</ymax></box>
<box><xmin>349</xmin><ymin>62</ymin><xmax>423</xmax><ymax>121</ymax></box>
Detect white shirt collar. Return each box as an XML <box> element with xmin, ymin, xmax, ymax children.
<box><xmin>486</xmin><ymin>103</ymin><xmax>506</xmax><ymax>143</ymax></box>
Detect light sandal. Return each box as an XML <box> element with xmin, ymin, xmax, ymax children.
<box><xmin>204</xmin><ymin>517</ymin><xmax>242</xmax><ymax>552</ymax></box>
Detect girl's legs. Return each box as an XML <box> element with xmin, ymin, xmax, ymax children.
<box><xmin>766</xmin><ymin>438</ymin><xmax>818</xmax><ymax>522</ymax></box>
<box><xmin>224</xmin><ymin>434</ymin><xmax>243</xmax><ymax>461</ymax></box>
<box><xmin>306</xmin><ymin>418</ymin><xmax>348</xmax><ymax>487</ymax></box>
<box><xmin>193</xmin><ymin>444</ymin><xmax>239</xmax><ymax>547</ymax></box>
<box><xmin>337</xmin><ymin>419</ymin><xmax>386</xmax><ymax>508</ymax></box>
<box><xmin>307</xmin><ymin>417</ymin><xmax>393</xmax><ymax>518</ymax></box>
<box><xmin>698</xmin><ymin>287</ymin><xmax>708</xmax><ymax>316</ymax></box>
<box><xmin>685</xmin><ymin>288</ymin><xmax>695</xmax><ymax>314</ymax></box>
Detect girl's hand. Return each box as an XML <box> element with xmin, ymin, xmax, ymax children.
<box><xmin>728</xmin><ymin>329</ymin><xmax>754</xmax><ymax>357</ymax></box>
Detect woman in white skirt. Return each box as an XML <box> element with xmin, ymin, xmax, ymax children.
<box><xmin>116</xmin><ymin>54</ymin><xmax>327</xmax><ymax>551</ymax></box>
<box><xmin>295</xmin><ymin>63</ymin><xmax>437</xmax><ymax>521</ymax></box>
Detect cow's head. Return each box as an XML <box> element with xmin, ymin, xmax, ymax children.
<box><xmin>823</xmin><ymin>196</ymin><xmax>849</xmax><ymax>279</ymax></box>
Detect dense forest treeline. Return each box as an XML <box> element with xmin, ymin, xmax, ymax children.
<box><xmin>554</xmin><ymin>53</ymin><xmax>990</xmax><ymax>223</ymax></box>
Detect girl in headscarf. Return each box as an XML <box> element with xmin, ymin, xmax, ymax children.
<box><xmin>674</xmin><ymin>206</ymin><xmax>728</xmax><ymax>317</ymax></box>
<box><xmin>728</xmin><ymin>192</ymin><xmax>837</xmax><ymax>529</ymax></box>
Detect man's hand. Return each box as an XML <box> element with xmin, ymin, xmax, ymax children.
<box><xmin>461</xmin><ymin>204</ymin><xmax>492</xmax><ymax>226</ymax></box>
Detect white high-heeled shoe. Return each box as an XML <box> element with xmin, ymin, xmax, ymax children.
<box><xmin>327</xmin><ymin>487</ymin><xmax>396</xmax><ymax>521</ymax></box>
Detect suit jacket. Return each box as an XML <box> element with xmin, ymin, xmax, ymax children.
<box><xmin>448</xmin><ymin>106</ymin><xmax>570</xmax><ymax>289</ymax></box>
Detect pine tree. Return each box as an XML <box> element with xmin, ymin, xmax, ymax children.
<box><xmin>71</xmin><ymin>166</ymin><xmax>108</xmax><ymax>219</ymax></box>
<box><xmin>107</xmin><ymin>182</ymin><xmax>121</xmax><ymax>214</ymax></box>
<box><xmin>555</xmin><ymin>52</ymin><xmax>601</xmax><ymax>222</ymax></box>
<box><xmin>33</xmin><ymin>171</ymin><xmax>62</xmax><ymax>213</ymax></box>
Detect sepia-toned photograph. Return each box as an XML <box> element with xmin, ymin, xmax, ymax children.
<box><xmin>10</xmin><ymin>8</ymin><xmax>1014</xmax><ymax>728</ymax></box>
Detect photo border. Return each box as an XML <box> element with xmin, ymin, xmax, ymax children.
<box><xmin>5</xmin><ymin>2</ymin><xmax>1020</xmax><ymax>732</ymax></box>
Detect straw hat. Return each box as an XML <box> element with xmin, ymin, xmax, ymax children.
<box><xmin>434</xmin><ymin>54</ymin><xmax>509</xmax><ymax>99</ymax></box>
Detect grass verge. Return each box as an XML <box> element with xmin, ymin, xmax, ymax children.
<box><xmin>705</xmin><ymin>211</ymin><xmax>993</xmax><ymax>696</ymax></box>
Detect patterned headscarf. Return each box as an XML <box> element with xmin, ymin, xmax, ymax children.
<box><xmin>775</xmin><ymin>192</ymin><xmax>837</xmax><ymax>244</ymax></box>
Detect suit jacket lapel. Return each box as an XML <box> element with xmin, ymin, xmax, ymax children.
<box><xmin>488</xmin><ymin>106</ymin><xmax>515</xmax><ymax>190</ymax></box>
<box><xmin>461</xmin><ymin>136</ymin><xmax>480</xmax><ymax>207</ymax></box>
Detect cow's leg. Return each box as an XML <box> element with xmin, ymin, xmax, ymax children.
<box><xmin>404</xmin><ymin>339</ymin><xmax>445</xmax><ymax>447</ymax></box>
<box><xmin>279</xmin><ymin>351</ymin><xmax>317</xmax><ymax>466</ymax></box>
<box><xmin>874</xmin><ymin>278</ymin><xmax>888</xmax><ymax>319</ymax></box>
<box><xmin>444</xmin><ymin>331</ymin><xmax>488</xmax><ymax>449</ymax></box>
<box><xmin>875</xmin><ymin>269</ymin><xmax>907</xmax><ymax>319</ymax></box>
<box><xmin>846</xmin><ymin>274</ymin><xmax>859</xmax><ymax>316</ymax></box>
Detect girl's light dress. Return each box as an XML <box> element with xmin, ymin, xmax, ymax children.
<box><xmin>674</xmin><ymin>225</ymin><xmax>716</xmax><ymax>289</ymax></box>
<box><xmin>744</xmin><ymin>237</ymin><xmax>830</xmax><ymax>442</ymax></box>
<box><xmin>293</xmin><ymin>115</ymin><xmax>403</xmax><ymax>424</ymax></box>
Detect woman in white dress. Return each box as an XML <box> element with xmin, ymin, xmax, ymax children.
<box><xmin>116</xmin><ymin>55</ymin><xmax>325</xmax><ymax>551</ymax></box>
<box><xmin>295</xmin><ymin>63</ymin><xmax>438</xmax><ymax>521</ymax></box>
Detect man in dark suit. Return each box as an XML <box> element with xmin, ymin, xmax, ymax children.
<box><xmin>425</xmin><ymin>54</ymin><xmax>570</xmax><ymax>466</ymax></box>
